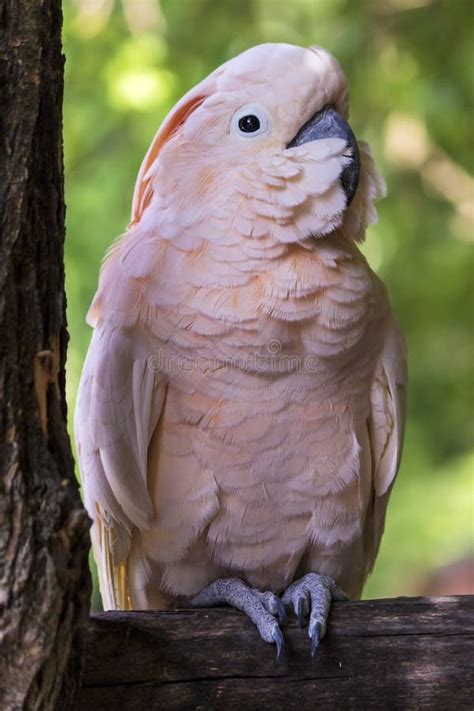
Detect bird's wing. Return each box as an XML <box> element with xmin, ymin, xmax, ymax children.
<box><xmin>75</xmin><ymin>323</ymin><xmax>166</xmax><ymax>610</ymax></box>
<box><xmin>364</xmin><ymin>314</ymin><xmax>408</xmax><ymax>576</ymax></box>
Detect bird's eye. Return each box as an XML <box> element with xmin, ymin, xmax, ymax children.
<box><xmin>239</xmin><ymin>115</ymin><xmax>260</xmax><ymax>133</ymax></box>
<box><xmin>231</xmin><ymin>105</ymin><xmax>270</xmax><ymax>138</ymax></box>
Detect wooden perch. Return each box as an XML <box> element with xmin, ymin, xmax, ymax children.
<box><xmin>77</xmin><ymin>596</ymin><xmax>473</xmax><ymax>710</ymax></box>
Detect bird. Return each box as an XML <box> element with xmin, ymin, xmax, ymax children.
<box><xmin>74</xmin><ymin>42</ymin><xmax>407</xmax><ymax>658</ymax></box>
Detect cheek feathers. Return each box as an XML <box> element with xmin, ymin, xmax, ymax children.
<box><xmin>230</xmin><ymin>141</ymin><xmax>351</xmax><ymax>243</ymax></box>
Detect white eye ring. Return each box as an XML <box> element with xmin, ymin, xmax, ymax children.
<box><xmin>231</xmin><ymin>104</ymin><xmax>270</xmax><ymax>138</ymax></box>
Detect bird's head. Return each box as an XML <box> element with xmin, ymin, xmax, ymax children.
<box><xmin>131</xmin><ymin>43</ymin><xmax>385</xmax><ymax>246</ymax></box>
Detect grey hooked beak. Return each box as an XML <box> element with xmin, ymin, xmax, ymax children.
<box><xmin>287</xmin><ymin>105</ymin><xmax>360</xmax><ymax>206</ymax></box>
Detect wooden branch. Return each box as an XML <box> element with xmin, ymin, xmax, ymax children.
<box><xmin>77</xmin><ymin>596</ymin><xmax>473</xmax><ymax>710</ymax></box>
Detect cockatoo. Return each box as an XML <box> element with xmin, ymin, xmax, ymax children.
<box><xmin>75</xmin><ymin>43</ymin><xmax>407</xmax><ymax>657</ymax></box>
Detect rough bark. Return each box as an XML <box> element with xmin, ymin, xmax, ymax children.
<box><xmin>0</xmin><ymin>1</ymin><xmax>91</xmax><ymax>709</ymax></box>
<box><xmin>78</xmin><ymin>596</ymin><xmax>474</xmax><ymax>710</ymax></box>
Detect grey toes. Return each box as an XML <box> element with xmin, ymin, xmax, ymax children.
<box><xmin>191</xmin><ymin>578</ymin><xmax>286</xmax><ymax>656</ymax></box>
<box><xmin>282</xmin><ymin>572</ymin><xmax>348</xmax><ymax>657</ymax></box>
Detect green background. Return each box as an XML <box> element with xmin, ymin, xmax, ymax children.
<box><xmin>63</xmin><ymin>0</ymin><xmax>473</xmax><ymax>610</ymax></box>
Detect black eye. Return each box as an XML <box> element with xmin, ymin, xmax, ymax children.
<box><xmin>232</xmin><ymin>106</ymin><xmax>269</xmax><ymax>137</ymax></box>
<box><xmin>238</xmin><ymin>114</ymin><xmax>261</xmax><ymax>133</ymax></box>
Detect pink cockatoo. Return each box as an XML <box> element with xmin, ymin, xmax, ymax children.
<box><xmin>75</xmin><ymin>43</ymin><xmax>407</xmax><ymax>657</ymax></box>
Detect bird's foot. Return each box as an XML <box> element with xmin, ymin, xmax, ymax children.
<box><xmin>191</xmin><ymin>577</ymin><xmax>286</xmax><ymax>659</ymax></box>
<box><xmin>282</xmin><ymin>572</ymin><xmax>348</xmax><ymax>656</ymax></box>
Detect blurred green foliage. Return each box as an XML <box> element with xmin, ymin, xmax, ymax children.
<box><xmin>63</xmin><ymin>0</ymin><xmax>473</xmax><ymax>609</ymax></box>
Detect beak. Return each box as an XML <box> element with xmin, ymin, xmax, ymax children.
<box><xmin>287</xmin><ymin>105</ymin><xmax>360</xmax><ymax>206</ymax></box>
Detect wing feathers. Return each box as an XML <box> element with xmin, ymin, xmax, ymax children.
<box><xmin>363</xmin><ymin>315</ymin><xmax>407</xmax><ymax>578</ymax></box>
<box><xmin>369</xmin><ymin>316</ymin><xmax>407</xmax><ymax>496</ymax></box>
<box><xmin>75</xmin><ymin>323</ymin><xmax>165</xmax><ymax>609</ymax></box>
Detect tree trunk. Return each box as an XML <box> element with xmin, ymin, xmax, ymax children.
<box><xmin>0</xmin><ymin>1</ymin><xmax>91</xmax><ymax>708</ymax></box>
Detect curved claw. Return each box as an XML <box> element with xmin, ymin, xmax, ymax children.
<box><xmin>310</xmin><ymin>621</ymin><xmax>322</xmax><ymax>658</ymax></box>
<box><xmin>272</xmin><ymin>625</ymin><xmax>285</xmax><ymax>660</ymax></box>
<box><xmin>297</xmin><ymin>597</ymin><xmax>307</xmax><ymax>628</ymax></box>
<box><xmin>332</xmin><ymin>586</ymin><xmax>349</xmax><ymax>602</ymax></box>
<box><xmin>274</xmin><ymin>597</ymin><xmax>287</xmax><ymax>624</ymax></box>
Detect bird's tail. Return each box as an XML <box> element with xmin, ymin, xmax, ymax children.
<box><xmin>93</xmin><ymin>513</ymin><xmax>132</xmax><ymax>611</ymax></box>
